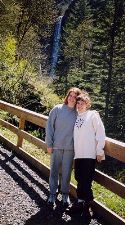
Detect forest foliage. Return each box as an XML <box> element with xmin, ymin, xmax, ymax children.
<box><xmin>0</xmin><ymin>0</ymin><xmax>125</xmax><ymax>142</ymax></box>
<box><xmin>55</xmin><ymin>0</ymin><xmax>125</xmax><ymax>141</ymax></box>
<box><xmin>0</xmin><ymin>0</ymin><xmax>61</xmax><ymax>114</ymax></box>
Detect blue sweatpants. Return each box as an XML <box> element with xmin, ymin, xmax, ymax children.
<box><xmin>49</xmin><ymin>149</ymin><xmax>74</xmax><ymax>195</ymax></box>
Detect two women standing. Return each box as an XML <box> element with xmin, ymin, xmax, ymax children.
<box><xmin>46</xmin><ymin>88</ymin><xmax>105</xmax><ymax>219</ymax></box>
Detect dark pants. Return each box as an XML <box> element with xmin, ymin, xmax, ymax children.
<box><xmin>74</xmin><ymin>158</ymin><xmax>96</xmax><ymax>203</ymax></box>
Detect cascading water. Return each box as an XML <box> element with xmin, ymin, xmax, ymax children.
<box><xmin>50</xmin><ymin>16</ymin><xmax>63</xmax><ymax>78</ymax></box>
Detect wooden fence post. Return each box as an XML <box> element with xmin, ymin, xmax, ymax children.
<box><xmin>17</xmin><ymin>117</ymin><xmax>25</xmax><ymax>148</ymax></box>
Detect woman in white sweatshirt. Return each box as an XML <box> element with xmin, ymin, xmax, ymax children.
<box><xmin>68</xmin><ymin>93</ymin><xmax>105</xmax><ymax>219</ymax></box>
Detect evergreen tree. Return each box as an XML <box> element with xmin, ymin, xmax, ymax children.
<box><xmin>54</xmin><ymin>0</ymin><xmax>125</xmax><ymax>141</ymax></box>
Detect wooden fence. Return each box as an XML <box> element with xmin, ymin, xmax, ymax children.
<box><xmin>0</xmin><ymin>100</ymin><xmax>125</xmax><ymax>225</ymax></box>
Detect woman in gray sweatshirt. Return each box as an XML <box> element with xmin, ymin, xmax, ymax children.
<box><xmin>46</xmin><ymin>87</ymin><xmax>81</xmax><ymax>207</ymax></box>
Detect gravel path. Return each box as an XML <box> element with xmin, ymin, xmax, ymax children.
<box><xmin>0</xmin><ymin>143</ymin><xmax>107</xmax><ymax>225</ymax></box>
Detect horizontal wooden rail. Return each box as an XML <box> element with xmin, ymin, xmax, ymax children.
<box><xmin>94</xmin><ymin>169</ymin><xmax>125</xmax><ymax>199</ymax></box>
<box><xmin>0</xmin><ymin>119</ymin><xmax>18</xmax><ymax>134</ymax></box>
<box><xmin>0</xmin><ymin>100</ymin><xmax>125</xmax><ymax>162</ymax></box>
<box><xmin>0</xmin><ymin>100</ymin><xmax>48</xmax><ymax>128</ymax></box>
<box><xmin>20</xmin><ymin>130</ymin><xmax>47</xmax><ymax>151</ymax></box>
<box><xmin>0</xmin><ymin>119</ymin><xmax>124</xmax><ymax>198</ymax></box>
<box><xmin>0</xmin><ymin>99</ymin><xmax>125</xmax><ymax>225</ymax></box>
<box><xmin>105</xmin><ymin>137</ymin><xmax>125</xmax><ymax>163</ymax></box>
<box><xmin>0</xmin><ymin>119</ymin><xmax>47</xmax><ymax>151</ymax></box>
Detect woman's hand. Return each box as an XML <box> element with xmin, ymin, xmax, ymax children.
<box><xmin>96</xmin><ymin>154</ymin><xmax>104</xmax><ymax>162</ymax></box>
<box><xmin>47</xmin><ymin>147</ymin><xmax>53</xmax><ymax>154</ymax></box>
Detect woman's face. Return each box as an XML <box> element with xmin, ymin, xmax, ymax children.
<box><xmin>76</xmin><ymin>100</ymin><xmax>87</xmax><ymax>113</ymax></box>
<box><xmin>67</xmin><ymin>91</ymin><xmax>77</xmax><ymax>108</ymax></box>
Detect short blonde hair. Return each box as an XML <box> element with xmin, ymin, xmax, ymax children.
<box><xmin>76</xmin><ymin>93</ymin><xmax>91</xmax><ymax>109</ymax></box>
<box><xmin>64</xmin><ymin>87</ymin><xmax>82</xmax><ymax>105</ymax></box>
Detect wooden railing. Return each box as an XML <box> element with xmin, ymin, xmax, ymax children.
<box><xmin>0</xmin><ymin>100</ymin><xmax>125</xmax><ymax>225</ymax></box>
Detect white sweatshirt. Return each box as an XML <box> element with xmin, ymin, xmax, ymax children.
<box><xmin>74</xmin><ymin>110</ymin><xmax>105</xmax><ymax>159</ymax></box>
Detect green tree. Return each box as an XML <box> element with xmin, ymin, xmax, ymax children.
<box><xmin>0</xmin><ymin>35</ymin><xmax>40</xmax><ymax>110</ymax></box>
<box><xmin>0</xmin><ymin>0</ymin><xmax>57</xmax><ymax>73</ymax></box>
<box><xmin>54</xmin><ymin>0</ymin><xmax>125</xmax><ymax>141</ymax></box>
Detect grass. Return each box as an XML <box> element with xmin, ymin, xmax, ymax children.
<box><xmin>0</xmin><ymin>126</ymin><xmax>125</xmax><ymax>219</ymax></box>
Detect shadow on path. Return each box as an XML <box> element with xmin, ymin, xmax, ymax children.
<box><xmin>0</xmin><ymin>148</ymin><xmax>49</xmax><ymax>207</ymax></box>
<box><xmin>25</xmin><ymin>199</ymin><xmax>105</xmax><ymax>225</ymax></box>
<box><xmin>0</xmin><ymin>144</ymin><xmax>106</xmax><ymax>225</ymax></box>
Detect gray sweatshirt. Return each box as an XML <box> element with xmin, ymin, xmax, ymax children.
<box><xmin>45</xmin><ymin>104</ymin><xmax>77</xmax><ymax>150</ymax></box>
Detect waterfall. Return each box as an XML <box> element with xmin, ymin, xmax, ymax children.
<box><xmin>50</xmin><ymin>16</ymin><xmax>63</xmax><ymax>78</ymax></box>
